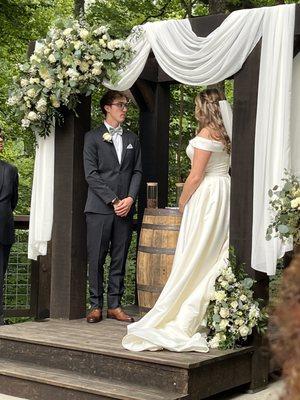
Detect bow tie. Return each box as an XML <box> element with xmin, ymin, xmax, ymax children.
<box><xmin>108</xmin><ymin>126</ymin><xmax>123</xmax><ymax>136</ymax></box>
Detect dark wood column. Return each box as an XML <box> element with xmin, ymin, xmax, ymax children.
<box><xmin>231</xmin><ymin>42</ymin><xmax>269</xmax><ymax>392</ymax></box>
<box><xmin>132</xmin><ymin>80</ymin><xmax>171</xmax><ymax>221</ymax></box>
<box><xmin>50</xmin><ymin>96</ymin><xmax>91</xmax><ymax>319</ymax></box>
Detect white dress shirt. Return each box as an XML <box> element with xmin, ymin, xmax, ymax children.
<box><xmin>104</xmin><ymin>121</ymin><xmax>123</xmax><ymax>164</ymax></box>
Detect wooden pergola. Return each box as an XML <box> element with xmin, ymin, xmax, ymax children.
<box><xmin>0</xmin><ymin>6</ymin><xmax>298</xmax><ymax>399</ymax></box>
<box><xmin>44</xmin><ymin>4</ymin><xmax>299</xmax><ymax>389</ymax></box>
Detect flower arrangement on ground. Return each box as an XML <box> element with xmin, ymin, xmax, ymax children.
<box><xmin>266</xmin><ymin>170</ymin><xmax>300</xmax><ymax>248</ymax></box>
<box><xmin>7</xmin><ymin>18</ymin><xmax>133</xmax><ymax>137</ymax></box>
<box><xmin>205</xmin><ymin>248</ymin><xmax>268</xmax><ymax>350</ymax></box>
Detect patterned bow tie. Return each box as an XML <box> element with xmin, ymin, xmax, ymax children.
<box><xmin>108</xmin><ymin>126</ymin><xmax>123</xmax><ymax>136</ymax></box>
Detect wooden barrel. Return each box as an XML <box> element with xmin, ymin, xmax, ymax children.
<box><xmin>137</xmin><ymin>208</ymin><xmax>182</xmax><ymax>310</ymax></box>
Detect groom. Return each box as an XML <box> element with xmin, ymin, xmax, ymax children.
<box><xmin>0</xmin><ymin>129</ymin><xmax>18</xmax><ymax>326</ymax></box>
<box><xmin>83</xmin><ymin>90</ymin><xmax>142</xmax><ymax>323</ymax></box>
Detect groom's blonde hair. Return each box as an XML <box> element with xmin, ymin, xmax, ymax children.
<box><xmin>195</xmin><ymin>88</ymin><xmax>231</xmax><ymax>154</ymax></box>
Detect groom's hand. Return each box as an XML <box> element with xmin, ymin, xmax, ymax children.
<box><xmin>114</xmin><ymin>197</ymin><xmax>134</xmax><ymax>217</ymax></box>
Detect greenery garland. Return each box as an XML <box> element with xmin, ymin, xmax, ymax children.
<box><xmin>7</xmin><ymin>18</ymin><xmax>134</xmax><ymax>137</ymax></box>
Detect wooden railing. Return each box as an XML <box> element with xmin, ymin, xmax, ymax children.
<box><xmin>4</xmin><ymin>216</ymin><xmax>51</xmax><ymax>320</ymax></box>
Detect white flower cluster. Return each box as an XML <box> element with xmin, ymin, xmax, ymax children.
<box><xmin>7</xmin><ymin>18</ymin><xmax>133</xmax><ymax>137</ymax></box>
<box><xmin>205</xmin><ymin>263</ymin><xmax>266</xmax><ymax>350</ymax></box>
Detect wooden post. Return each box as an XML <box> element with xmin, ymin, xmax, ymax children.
<box><xmin>133</xmin><ymin>81</ymin><xmax>171</xmax><ymax>218</ymax></box>
<box><xmin>50</xmin><ymin>96</ymin><xmax>91</xmax><ymax>319</ymax></box>
<box><xmin>231</xmin><ymin>42</ymin><xmax>269</xmax><ymax>392</ymax></box>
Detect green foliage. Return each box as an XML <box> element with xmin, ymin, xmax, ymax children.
<box><xmin>267</xmin><ymin>170</ymin><xmax>300</xmax><ymax>247</ymax></box>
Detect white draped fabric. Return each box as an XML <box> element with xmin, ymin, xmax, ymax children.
<box><xmin>28</xmin><ymin>128</ymin><xmax>54</xmax><ymax>260</ymax></box>
<box><xmin>29</xmin><ymin>5</ymin><xmax>298</xmax><ymax>275</ymax></box>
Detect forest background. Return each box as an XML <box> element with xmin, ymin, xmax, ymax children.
<box><xmin>0</xmin><ymin>0</ymin><xmax>292</xmax><ymax>305</ymax></box>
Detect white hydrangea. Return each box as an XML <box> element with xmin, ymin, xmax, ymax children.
<box><xmin>66</xmin><ymin>68</ymin><xmax>79</xmax><ymax>79</ymax></box>
<box><xmin>7</xmin><ymin>96</ymin><xmax>19</xmax><ymax>105</ymax></box>
<box><xmin>214</xmin><ymin>290</ymin><xmax>226</xmax><ymax>302</ymax></box>
<box><xmin>27</xmin><ymin>111</ymin><xmax>39</xmax><ymax>121</ymax></box>
<box><xmin>209</xmin><ymin>335</ymin><xmax>220</xmax><ymax>349</ymax></box>
<box><xmin>36</xmin><ymin>98</ymin><xmax>47</xmax><ymax>113</ymax></box>
<box><xmin>21</xmin><ymin>118</ymin><xmax>31</xmax><ymax>128</ymax></box>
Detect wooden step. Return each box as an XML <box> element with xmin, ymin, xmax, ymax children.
<box><xmin>0</xmin><ymin>359</ymin><xmax>189</xmax><ymax>400</ymax></box>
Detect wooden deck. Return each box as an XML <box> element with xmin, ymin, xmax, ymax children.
<box><xmin>0</xmin><ymin>308</ymin><xmax>258</xmax><ymax>400</ymax></box>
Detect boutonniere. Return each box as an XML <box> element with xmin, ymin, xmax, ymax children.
<box><xmin>102</xmin><ymin>131</ymin><xmax>113</xmax><ymax>143</ymax></box>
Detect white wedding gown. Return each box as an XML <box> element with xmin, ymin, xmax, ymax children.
<box><xmin>122</xmin><ymin>136</ymin><xmax>231</xmax><ymax>352</ymax></box>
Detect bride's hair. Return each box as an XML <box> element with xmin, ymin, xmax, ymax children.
<box><xmin>195</xmin><ymin>88</ymin><xmax>231</xmax><ymax>154</ymax></box>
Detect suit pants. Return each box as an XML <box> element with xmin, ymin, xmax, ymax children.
<box><xmin>0</xmin><ymin>244</ymin><xmax>12</xmax><ymax>320</ymax></box>
<box><xmin>86</xmin><ymin>213</ymin><xmax>132</xmax><ymax>309</ymax></box>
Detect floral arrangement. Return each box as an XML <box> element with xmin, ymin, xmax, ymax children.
<box><xmin>266</xmin><ymin>170</ymin><xmax>300</xmax><ymax>248</ymax></box>
<box><xmin>205</xmin><ymin>248</ymin><xmax>268</xmax><ymax>350</ymax></box>
<box><xmin>7</xmin><ymin>18</ymin><xmax>133</xmax><ymax>137</ymax></box>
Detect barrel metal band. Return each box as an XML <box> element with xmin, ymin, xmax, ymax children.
<box><xmin>142</xmin><ymin>223</ymin><xmax>180</xmax><ymax>231</ymax></box>
<box><xmin>137</xmin><ymin>284</ymin><xmax>164</xmax><ymax>293</ymax></box>
<box><xmin>138</xmin><ymin>246</ymin><xmax>175</xmax><ymax>255</ymax></box>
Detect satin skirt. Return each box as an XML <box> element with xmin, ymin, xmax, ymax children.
<box><xmin>122</xmin><ymin>174</ymin><xmax>230</xmax><ymax>352</ymax></box>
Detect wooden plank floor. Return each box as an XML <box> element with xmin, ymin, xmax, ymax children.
<box><xmin>0</xmin><ymin>307</ymin><xmax>253</xmax><ymax>369</ymax></box>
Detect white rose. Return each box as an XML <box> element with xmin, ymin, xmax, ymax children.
<box><xmin>209</xmin><ymin>336</ymin><xmax>220</xmax><ymax>349</ymax></box>
<box><xmin>214</xmin><ymin>290</ymin><xmax>226</xmax><ymax>302</ymax></box>
<box><xmin>103</xmin><ymin>132</ymin><xmax>112</xmax><ymax>142</ymax></box>
<box><xmin>240</xmin><ymin>294</ymin><xmax>247</xmax><ymax>302</ymax></box>
<box><xmin>80</xmin><ymin>61</ymin><xmax>90</xmax><ymax>72</ymax></box>
<box><xmin>93</xmin><ymin>61</ymin><xmax>103</xmax><ymax>69</ymax></box>
<box><xmin>74</xmin><ymin>41</ymin><xmax>81</xmax><ymax>50</ymax></box>
<box><xmin>21</xmin><ymin>118</ymin><xmax>31</xmax><ymax>128</ymax></box>
<box><xmin>235</xmin><ymin>318</ymin><xmax>244</xmax><ymax>326</ymax></box>
<box><xmin>99</xmin><ymin>38</ymin><xmax>106</xmax><ymax>48</ymax></box>
<box><xmin>27</xmin><ymin>88</ymin><xmax>36</xmax><ymax>98</ymax></box>
<box><xmin>48</xmin><ymin>54</ymin><xmax>56</xmax><ymax>64</ymax></box>
<box><xmin>20</xmin><ymin>79</ymin><xmax>29</xmax><ymax>87</ymax></box>
<box><xmin>107</xmin><ymin>40</ymin><xmax>116</xmax><ymax>50</ymax></box>
<box><xmin>220</xmin><ymin>308</ymin><xmax>229</xmax><ymax>318</ymax></box>
<box><xmin>79</xmin><ymin>29</ymin><xmax>89</xmax><ymax>40</ymax></box>
<box><xmin>55</xmin><ymin>39</ymin><xmax>64</xmax><ymax>49</ymax></box>
<box><xmin>63</xmin><ymin>28</ymin><xmax>73</xmax><ymax>36</ymax></box>
<box><xmin>239</xmin><ymin>325</ymin><xmax>250</xmax><ymax>337</ymax></box>
<box><xmin>249</xmin><ymin>305</ymin><xmax>260</xmax><ymax>319</ymax></box>
<box><xmin>44</xmin><ymin>78</ymin><xmax>54</xmax><ymax>89</ymax></box>
<box><xmin>27</xmin><ymin>111</ymin><xmax>38</xmax><ymax>121</ymax></box>
<box><xmin>230</xmin><ymin>301</ymin><xmax>238</xmax><ymax>310</ymax></box>
<box><xmin>219</xmin><ymin>319</ymin><xmax>229</xmax><ymax>330</ymax></box>
<box><xmin>291</xmin><ymin>197</ymin><xmax>300</xmax><ymax>208</ymax></box>
<box><xmin>102</xmin><ymin>34</ymin><xmax>108</xmax><ymax>40</ymax></box>
<box><xmin>91</xmin><ymin>68</ymin><xmax>101</xmax><ymax>76</ymax></box>
<box><xmin>66</xmin><ymin>68</ymin><xmax>79</xmax><ymax>79</ymax></box>
<box><xmin>43</xmin><ymin>48</ymin><xmax>51</xmax><ymax>56</ymax></box>
<box><xmin>29</xmin><ymin>78</ymin><xmax>40</xmax><ymax>84</ymax></box>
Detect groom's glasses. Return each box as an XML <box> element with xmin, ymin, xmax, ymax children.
<box><xmin>110</xmin><ymin>101</ymin><xmax>130</xmax><ymax>111</ymax></box>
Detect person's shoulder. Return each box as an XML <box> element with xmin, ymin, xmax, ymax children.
<box><xmin>85</xmin><ymin>125</ymin><xmax>106</xmax><ymax>140</ymax></box>
<box><xmin>0</xmin><ymin>159</ymin><xmax>17</xmax><ymax>172</ymax></box>
<box><xmin>196</xmin><ymin>127</ymin><xmax>221</xmax><ymax>141</ymax></box>
<box><xmin>124</xmin><ymin>128</ymin><xmax>139</xmax><ymax>141</ymax></box>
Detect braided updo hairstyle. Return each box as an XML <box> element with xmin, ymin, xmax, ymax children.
<box><xmin>195</xmin><ymin>88</ymin><xmax>231</xmax><ymax>154</ymax></box>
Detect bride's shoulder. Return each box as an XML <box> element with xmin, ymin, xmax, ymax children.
<box><xmin>196</xmin><ymin>128</ymin><xmax>212</xmax><ymax>139</ymax></box>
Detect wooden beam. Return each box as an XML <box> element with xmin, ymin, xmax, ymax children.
<box><xmin>50</xmin><ymin>96</ymin><xmax>91</xmax><ymax>319</ymax></box>
<box><xmin>137</xmin><ymin>82</ymin><xmax>171</xmax><ymax>222</ymax></box>
<box><xmin>231</xmin><ymin>41</ymin><xmax>269</xmax><ymax>392</ymax></box>
<box><xmin>295</xmin><ymin>4</ymin><xmax>300</xmax><ymax>35</ymax></box>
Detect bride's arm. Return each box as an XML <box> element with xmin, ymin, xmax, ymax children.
<box><xmin>179</xmin><ymin>148</ymin><xmax>211</xmax><ymax>213</ymax></box>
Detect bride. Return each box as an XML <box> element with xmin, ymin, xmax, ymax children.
<box><xmin>122</xmin><ymin>88</ymin><xmax>232</xmax><ymax>352</ymax></box>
